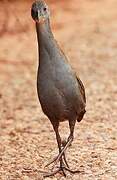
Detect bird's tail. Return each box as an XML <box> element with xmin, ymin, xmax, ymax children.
<box><xmin>77</xmin><ymin>109</ymin><xmax>86</xmax><ymax>122</ymax></box>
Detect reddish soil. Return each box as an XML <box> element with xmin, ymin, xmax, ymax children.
<box><xmin>0</xmin><ymin>0</ymin><xmax>117</xmax><ymax>179</ymax></box>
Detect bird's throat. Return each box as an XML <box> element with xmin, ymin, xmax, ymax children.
<box><xmin>36</xmin><ymin>19</ymin><xmax>53</xmax><ymax>47</ymax></box>
<box><xmin>36</xmin><ymin>19</ymin><xmax>58</xmax><ymax>64</ymax></box>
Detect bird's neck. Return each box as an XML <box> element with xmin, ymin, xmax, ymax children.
<box><xmin>36</xmin><ymin>19</ymin><xmax>55</xmax><ymax>54</ymax></box>
<box><xmin>36</xmin><ymin>19</ymin><xmax>53</xmax><ymax>42</ymax></box>
<box><xmin>36</xmin><ymin>19</ymin><xmax>60</xmax><ymax>66</ymax></box>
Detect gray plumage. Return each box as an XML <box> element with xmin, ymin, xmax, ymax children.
<box><xmin>31</xmin><ymin>0</ymin><xmax>86</xmax><ymax>177</ymax></box>
<box><xmin>36</xmin><ymin>19</ymin><xmax>86</xmax><ymax>123</ymax></box>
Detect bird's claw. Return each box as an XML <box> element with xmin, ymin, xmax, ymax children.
<box><xmin>43</xmin><ymin>165</ymin><xmax>81</xmax><ymax>178</ymax></box>
<box><xmin>43</xmin><ymin>166</ymin><xmax>66</xmax><ymax>178</ymax></box>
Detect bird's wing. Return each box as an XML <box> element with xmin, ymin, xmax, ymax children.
<box><xmin>76</xmin><ymin>74</ymin><xmax>86</xmax><ymax>103</ymax></box>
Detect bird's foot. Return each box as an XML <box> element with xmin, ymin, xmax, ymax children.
<box><xmin>44</xmin><ymin>161</ymin><xmax>81</xmax><ymax>178</ymax></box>
<box><xmin>43</xmin><ymin>165</ymin><xmax>66</xmax><ymax>177</ymax></box>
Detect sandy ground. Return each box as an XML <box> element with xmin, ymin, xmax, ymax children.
<box><xmin>0</xmin><ymin>0</ymin><xmax>117</xmax><ymax>179</ymax></box>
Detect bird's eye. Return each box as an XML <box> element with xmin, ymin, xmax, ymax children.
<box><xmin>43</xmin><ymin>7</ymin><xmax>47</xmax><ymax>11</ymax></box>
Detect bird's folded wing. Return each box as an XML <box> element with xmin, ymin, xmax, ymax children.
<box><xmin>76</xmin><ymin>74</ymin><xmax>86</xmax><ymax>103</ymax></box>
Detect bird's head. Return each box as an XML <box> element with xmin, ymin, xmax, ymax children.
<box><xmin>31</xmin><ymin>0</ymin><xmax>50</xmax><ymax>23</ymax></box>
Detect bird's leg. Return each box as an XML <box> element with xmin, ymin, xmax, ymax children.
<box><xmin>46</xmin><ymin>119</ymin><xmax>76</xmax><ymax>169</ymax></box>
<box><xmin>44</xmin><ymin>119</ymin><xmax>80</xmax><ymax>177</ymax></box>
<box><xmin>53</xmin><ymin>119</ymin><xmax>80</xmax><ymax>174</ymax></box>
<box><xmin>62</xmin><ymin>148</ymin><xmax>69</xmax><ymax>168</ymax></box>
<box><xmin>45</xmin><ymin>121</ymin><xmax>69</xmax><ymax>168</ymax></box>
<box><xmin>45</xmin><ymin>148</ymin><xmax>69</xmax><ymax>168</ymax></box>
<box><xmin>60</xmin><ymin>119</ymin><xmax>81</xmax><ymax>173</ymax></box>
<box><xmin>44</xmin><ymin>123</ymin><xmax>66</xmax><ymax>177</ymax></box>
<box><xmin>67</xmin><ymin>118</ymin><xmax>76</xmax><ymax>146</ymax></box>
<box><xmin>54</xmin><ymin>124</ymin><xmax>67</xmax><ymax>176</ymax></box>
<box><xmin>53</xmin><ymin>119</ymin><xmax>76</xmax><ymax>165</ymax></box>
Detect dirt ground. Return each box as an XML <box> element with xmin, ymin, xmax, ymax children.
<box><xmin>0</xmin><ymin>0</ymin><xmax>117</xmax><ymax>179</ymax></box>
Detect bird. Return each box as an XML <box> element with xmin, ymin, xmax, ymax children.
<box><xmin>31</xmin><ymin>0</ymin><xmax>86</xmax><ymax>177</ymax></box>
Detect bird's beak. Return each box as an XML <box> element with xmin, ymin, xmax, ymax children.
<box><xmin>37</xmin><ymin>10</ymin><xmax>45</xmax><ymax>23</ymax></box>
